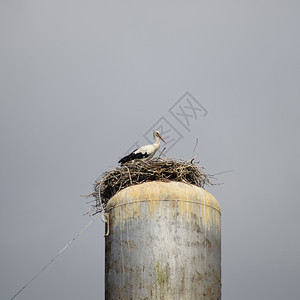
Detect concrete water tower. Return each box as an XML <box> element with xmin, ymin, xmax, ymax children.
<box><xmin>104</xmin><ymin>181</ymin><xmax>221</xmax><ymax>300</ymax></box>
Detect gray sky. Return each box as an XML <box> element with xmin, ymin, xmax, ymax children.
<box><xmin>1</xmin><ymin>1</ymin><xmax>300</xmax><ymax>299</ymax></box>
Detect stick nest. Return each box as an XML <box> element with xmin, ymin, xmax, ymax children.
<box><xmin>85</xmin><ymin>158</ymin><xmax>212</xmax><ymax>215</ymax></box>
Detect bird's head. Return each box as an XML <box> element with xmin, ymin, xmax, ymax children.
<box><xmin>153</xmin><ymin>130</ymin><xmax>166</xmax><ymax>143</ymax></box>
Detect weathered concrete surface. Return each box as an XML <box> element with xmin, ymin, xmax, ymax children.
<box><xmin>105</xmin><ymin>181</ymin><xmax>221</xmax><ymax>300</ymax></box>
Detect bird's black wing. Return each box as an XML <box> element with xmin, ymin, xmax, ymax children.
<box><xmin>118</xmin><ymin>149</ymin><xmax>149</xmax><ymax>164</ymax></box>
<box><xmin>118</xmin><ymin>149</ymin><xmax>138</xmax><ymax>164</ymax></box>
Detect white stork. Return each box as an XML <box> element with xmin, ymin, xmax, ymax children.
<box><xmin>118</xmin><ymin>130</ymin><xmax>166</xmax><ymax>164</ymax></box>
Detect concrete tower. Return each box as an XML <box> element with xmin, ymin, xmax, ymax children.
<box><xmin>104</xmin><ymin>181</ymin><xmax>221</xmax><ymax>300</ymax></box>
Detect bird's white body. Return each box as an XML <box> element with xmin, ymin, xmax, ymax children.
<box><xmin>133</xmin><ymin>139</ymin><xmax>160</xmax><ymax>159</ymax></box>
<box><xmin>118</xmin><ymin>131</ymin><xmax>166</xmax><ymax>164</ymax></box>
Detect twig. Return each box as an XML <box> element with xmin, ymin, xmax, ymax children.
<box><xmin>158</xmin><ymin>147</ymin><xmax>167</xmax><ymax>158</ymax></box>
<box><xmin>190</xmin><ymin>138</ymin><xmax>199</xmax><ymax>159</ymax></box>
<box><xmin>211</xmin><ymin>169</ymin><xmax>234</xmax><ymax>176</ymax></box>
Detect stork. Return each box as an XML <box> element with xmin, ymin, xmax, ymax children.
<box><xmin>118</xmin><ymin>131</ymin><xmax>166</xmax><ymax>164</ymax></box>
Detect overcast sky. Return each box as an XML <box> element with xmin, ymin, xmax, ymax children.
<box><xmin>1</xmin><ymin>1</ymin><xmax>300</xmax><ymax>299</ymax></box>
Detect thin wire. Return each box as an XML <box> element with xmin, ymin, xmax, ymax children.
<box><xmin>10</xmin><ymin>216</ymin><xmax>98</xmax><ymax>300</ymax></box>
<box><xmin>105</xmin><ymin>198</ymin><xmax>221</xmax><ymax>214</ymax></box>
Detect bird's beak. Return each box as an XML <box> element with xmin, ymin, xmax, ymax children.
<box><xmin>158</xmin><ymin>134</ymin><xmax>166</xmax><ymax>143</ymax></box>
